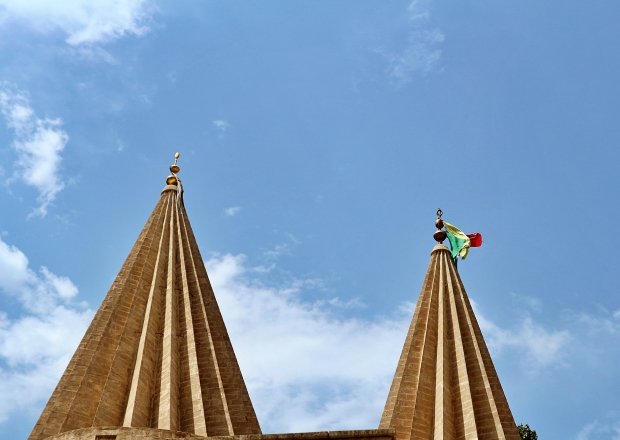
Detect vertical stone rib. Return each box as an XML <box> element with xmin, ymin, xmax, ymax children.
<box><xmin>381</xmin><ymin>244</ymin><xmax>519</xmax><ymax>440</ymax></box>
<box><xmin>175</xmin><ymin>204</ymin><xmax>208</xmax><ymax>435</ymax></box>
<box><xmin>179</xmin><ymin>202</ymin><xmax>261</xmax><ymax>435</ymax></box>
<box><xmin>92</xmin><ymin>194</ymin><xmax>173</xmax><ymax>426</ymax></box>
<box><xmin>433</xmin><ymin>256</ymin><xmax>455</xmax><ymax>440</ymax></box>
<box><xmin>178</xmin><ymin>206</ymin><xmax>234</xmax><ymax>436</ymax></box>
<box><xmin>181</xmin><ymin>206</ymin><xmax>259</xmax><ymax>435</ymax></box>
<box><xmin>433</xmin><ymin>258</ymin><xmax>446</xmax><ymax>440</ymax></box>
<box><xmin>123</xmin><ymin>194</ymin><xmax>172</xmax><ymax>427</ymax></box>
<box><xmin>459</xmin><ymin>285</ymin><xmax>520</xmax><ymax>439</ymax></box>
<box><xmin>449</xmin><ymin>261</ymin><xmax>506</xmax><ymax>439</ymax></box>
<box><xmin>158</xmin><ymin>196</ymin><xmax>179</xmax><ymax>431</ymax></box>
<box><xmin>444</xmin><ymin>253</ymin><xmax>478</xmax><ymax>439</ymax></box>
<box><xmin>407</xmin><ymin>255</ymin><xmax>439</xmax><ymax>440</ymax></box>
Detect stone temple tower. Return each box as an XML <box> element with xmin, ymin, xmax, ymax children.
<box><xmin>29</xmin><ymin>158</ymin><xmax>520</xmax><ymax>440</ymax></box>
<box><xmin>29</xmin><ymin>155</ymin><xmax>261</xmax><ymax>439</ymax></box>
<box><xmin>379</xmin><ymin>214</ymin><xmax>520</xmax><ymax>440</ymax></box>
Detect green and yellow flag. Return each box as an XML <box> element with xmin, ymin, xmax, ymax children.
<box><xmin>444</xmin><ymin>221</ymin><xmax>482</xmax><ymax>263</ymax></box>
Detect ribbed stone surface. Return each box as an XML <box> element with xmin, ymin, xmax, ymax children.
<box><xmin>380</xmin><ymin>244</ymin><xmax>520</xmax><ymax>440</ymax></box>
<box><xmin>46</xmin><ymin>427</ymin><xmax>394</xmax><ymax>440</ymax></box>
<box><xmin>30</xmin><ymin>187</ymin><xmax>261</xmax><ymax>440</ymax></box>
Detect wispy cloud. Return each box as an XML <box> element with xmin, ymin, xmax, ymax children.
<box><xmin>573</xmin><ymin>307</ymin><xmax>620</xmax><ymax>336</ymax></box>
<box><xmin>377</xmin><ymin>0</ymin><xmax>445</xmax><ymax>86</ymax></box>
<box><xmin>576</xmin><ymin>417</ymin><xmax>620</xmax><ymax>440</ymax></box>
<box><xmin>0</xmin><ymin>238</ymin><xmax>79</xmax><ymax>315</ymax></box>
<box><xmin>207</xmin><ymin>253</ymin><xmax>410</xmax><ymax>432</ymax></box>
<box><xmin>474</xmin><ymin>301</ymin><xmax>571</xmax><ymax>371</ymax></box>
<box><xmin>116</xmin><ymin>139</ymin><xmax>126</xmax><ymax>153</ymax></box>
<box><xmin>0</xmin><ymin>0</ymin><xmax>155</xmax><ymax>46</ymax></box>
<box><xmin>0</xmin><ymin>85</ymin><xmax>68</xmax><ymax>218</ymax></box>
<box><xmin>264</xmin><ymin>242</ymin><xmax>293</xmax><ymax>260</ymax></box>
<box><xmin>0</xmin><ymin>236</ymin><xmax>92</xmax><ymax>424</ymax></box>
<box><xmin>67</xmin><ymin>45</ymin><xmax>119</xmax><ymax>64</ymax></box>
<box><xmin>262</xmin><ymin>233</ymin><xmax>301</xmax><ymax>261</ymax></box>
<box><xmin>509</xmin><ymin>292</ymin><xmax>543</xmax><ymax>313</ymax></box>
<box><xmin>224</xmin><ymin>206</ymin><xmax>241</xmax><ymax>217</ymax></box>
<box><xmin>213</xmin><ymin>119</ymin><xmax>231</xmax><ymax>139</ymax></box>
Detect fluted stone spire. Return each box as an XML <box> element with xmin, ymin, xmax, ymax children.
<box><xmin>30</xmin><ymin>155</ymin><xmax>261</xmax><ymax>440</ymax></box>
<box><xmin>380</xmin><ymin>217</ymin><xmax>519</xmax><ymax>440</ymax></box>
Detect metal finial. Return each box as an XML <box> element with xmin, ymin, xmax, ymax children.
<box><xmin>433</xmin><ymin>208</ymin><xmax>447</xmax><ymax>243</ymax></box>
<box><xmin>166</xmin><ymin>152</ymin><xmax>181</xmax><ymax>185</ymax></box>
<box><xmin>170</xmin><ymin>152</ymin><xmax>181</xmax><ymax>174</ymax></box>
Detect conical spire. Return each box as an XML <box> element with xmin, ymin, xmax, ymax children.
<box><xmin>380</xmin><ymin>214</ymin><xmax>519</xmax><ymax>440</ymax></box>
<box><xmin>29</xmin><ymin>155</ymin><xmax>261</xmax><ymax>440</ymax></box>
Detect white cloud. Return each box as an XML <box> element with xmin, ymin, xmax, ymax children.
<box><xmin>0</xmin><ymin>236</ymin><xmax>92</xmax><ymax>424</ymax></box>
<box><xmin>40</xmin><ymin>267</ymin><xmax>79</xmax><ymax>301</ymax></box>
<box><xmin>206</xmin><ymin>253</ymin><xmax>410</xmax><ymax>432</ymax></box>
<box><xmin>576</xmin><ymin>418</ymin><xmax>620</xmax><ymax>440</ymax></box>
<box><xmin>224</xmin><ymin>206</ymin><xmax>241</xmax><ymax>217</ymax></box>
<box><xmin>0</xmin><ymin>86</ymin><xmax>68</xmax><ymax>218</ymax></box>
<box><xmin>574</xmin><ymin>307</ymin><xmax>620</xmax><ymax>336</ymax></box>
<box><xmin>213</xmin><ymin>119</ymin><xmax>231</xmax><ymax>139</ymax></box>
<box><xmin>378</xmin><ymin>0</ymin><xmax>444</xmax><ymax>86</ymax></box>
<box><xmin>0</xmin><ymin>237</ymin><xmax>81</xmax><ymax>315</ymax></box>
<box><xmin>213</xmin><ymin>119</ymin><xmax>230</xmax><ymax>131</ymax></box>
<box><xmin>0</xmin><ymin>237</ymin><xmax>31</xmax><ymax>294</ymax></box>
<box><xmin>383</xmin><ymin>29</ymin><xmax>444</xmax><ymax>82</ymax></box>
<box><xmin>509</xmin><ymin>292</ymin><xmax>543</xmax><ymax>313</ymax></box>
<box><xmin>0</xmin><ymin>0</ymin><xmax>155</xmax><ymax>46</ymax></box>
<box><xmin>0</xmin><ymin>306</ymin><xmax>89</xmax><ymax>368</ymax></box>
<box><xmin>263</xmin><ymin>234</ymin><xmax>301</xmax><ymax>261</ymax></box>
<box><xmin>68</xmin><ymin>45</ymin><xmax>119</xmax><ymax>64</ymax></box>
<box><xmin>116</xmin><ymin>139</ymin><xmax>126</xmax><ymax>153</ymax></box>
<box><xmin>264</xmin><ymin>242</ymin><xmax>292</xmax><ymax>260</ymax></box>
<box><xmin>322</xmin><ymin>297</ymin><xmax>367</xmax><ymax>310</ymax></box>
<box><xmin>474</xmin><ymin>302</ymin><xmax>571</xmax><ymax>371</ymax></box>
<box><xmin>0</xmin><ymin>306</ymin><xmax>92</xmax><ymax>424</ymax></box>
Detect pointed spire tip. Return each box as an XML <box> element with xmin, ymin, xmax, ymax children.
<box><xmin>433</xmin><ymin>208</ymin><xmax>447</xmax><ymax>243</ymax></box>
<box><xmin>166</xmin><ymin>152</ymin><xmax>181</xmax><ymax>185</ymax></box>
<box><xmin>170</xmin><ymin>152</ymin><xmax>181</xmax><ymax>174</ymax></box>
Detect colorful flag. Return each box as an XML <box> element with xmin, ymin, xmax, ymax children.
<box><xmin>467</xmin><ymin>232</ymin><xmax>483</xmax><ymax>248</ymax></box>
<box><xmin>444</xmin><ymin>222</ymin><xmax>483</xmax><ymax>262</ymax></box>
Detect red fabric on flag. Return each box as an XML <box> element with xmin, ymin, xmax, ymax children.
<box><xmin>467</xmin><ymin>233</ymin><xmax>483</xmax><ymax>247</ymax></box>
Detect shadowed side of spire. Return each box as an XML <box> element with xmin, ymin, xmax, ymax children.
<box><xmin>380</xmin><ymin>242</ymin><xmax>519</xmax><ymax>440</ymax></box>
<box><xmin>29</xmin><ymin>156</ymin><xmax>260</xmax><ymax>440</ymax></box>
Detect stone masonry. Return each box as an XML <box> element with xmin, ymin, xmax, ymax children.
<box><xmin>29</xmin><ymin>184</ymin><xmax>261</xmax><ymax>439</ymax></box>
<box><xmin>29</xmin><ymin>161</ymin><xmax>522</xmax><ymax>440</ymax></box>
<box><xmin>379</xmin><ymin>244</ymin><xmax>520</xmax><ymax>440</ymax></box>
<box><xmin>46</xmin><ymin>428</ymin><xmax>393</xmax><ymax>440</ymax></box>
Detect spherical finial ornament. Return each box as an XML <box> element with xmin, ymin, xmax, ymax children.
<box><xmin>170</xmin><ymin>152</ymin><xmax>181</xmax><ymax>174</ymax></box>
<box><xmin>165</xmin><ymin>152</ymin><xmax>181</xmax><ymax>185</ymax></box>
<box><xmin>434</xmin><ymin>208</ymin><xmax>447</xmax><ymax>243</ymax></box>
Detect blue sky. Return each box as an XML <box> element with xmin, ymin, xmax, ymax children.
<box><xmin>0</xmin><ymin>1</ymin><xmax>619</xmax><ymax>439</ymax></box>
